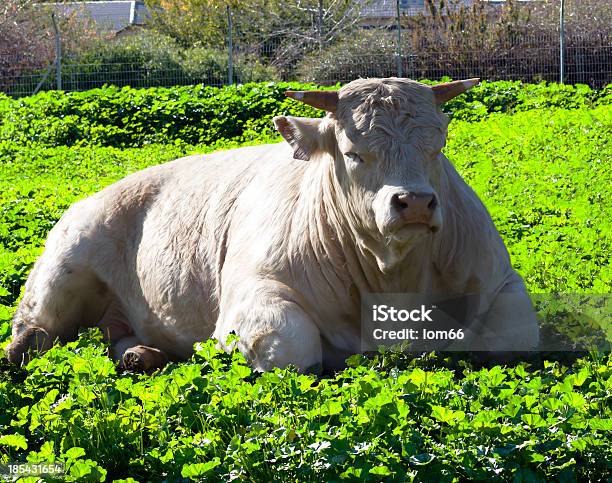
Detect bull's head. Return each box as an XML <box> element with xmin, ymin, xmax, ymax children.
<box><xmin>274</xmin><ymin>78</ymin><xmax>478</xmax><ymax>273</ymax></box>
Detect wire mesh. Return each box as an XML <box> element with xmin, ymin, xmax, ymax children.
<box><xmin>0</xmin><ymin>1</ymin><xmax>610</xmax><ymax>97</ymax></box>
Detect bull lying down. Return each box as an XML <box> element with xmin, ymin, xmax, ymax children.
<box><xmin>6</xmin><ymin>78</ymin><xmax>539</xmax><ymax>373</ymax></box>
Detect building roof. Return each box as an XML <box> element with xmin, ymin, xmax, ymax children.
<box><xmin>360</xmin><ymin>0</ymin><xmax>424</xmax><ymax>18</ymax></box>
<box><xmin>359</xmin><ymin>0</ymin><xmax>534</xmax><ymax>19</ymax></box>
<box><xmin>360</xmin><ymin>0</ymin><xmax>473</xmax><ymax>18</ymax></box>
<box><xmin>49</xmin><ymin>1</ymin><xmax>150</xmax><ymax>33</ymax></box>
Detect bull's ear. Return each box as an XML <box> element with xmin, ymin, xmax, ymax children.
<box><xmin>273</xmin><ymin>116</ymin><xmax>330</xmax><ymax>161</ymax></box>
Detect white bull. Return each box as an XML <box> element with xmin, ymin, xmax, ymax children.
<box><xmin>6</xmin><ymin>78</ymin><xmax>539</xmax><ymax>372</ymax></box>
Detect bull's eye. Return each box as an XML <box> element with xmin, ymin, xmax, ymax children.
<box><xmin>345</xmin><ymin>152</ymin><xmax>364</xmax><ymax>164</ymax></box>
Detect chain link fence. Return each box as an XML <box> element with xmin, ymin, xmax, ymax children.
<box><xmin>302</xmin><ymin>33</ymin><xmax>611</xmax><ymax>86</ymax></box>
<box><xmin>2</xmin><ymin>56</ymin><xmax>229</xmax><ymax>96</ymax></box>
<box><xmin>1</xmin><ymin>0</ymin><xmax>610</xmax><ymax>97</ymax></box>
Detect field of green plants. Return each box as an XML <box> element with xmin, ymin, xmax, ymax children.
<box><xmin>0</xmin><ymin>81</ymin><xmax>610</xmax><ymax>482</ymax></box>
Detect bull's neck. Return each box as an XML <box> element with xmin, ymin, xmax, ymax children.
<box><xmin>292</xmin><ymin>153</ymin><xmax>494</xmax><ymax>301</ymax></box>
<box><xmin>295</xmin><ymin>156</ymin><xmax>432</xmax><ymax>297</ymax></box>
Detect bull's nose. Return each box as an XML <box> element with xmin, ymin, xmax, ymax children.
<box><xmin>391</xmin><ymin>192</ymin><xmax>437</xmax><ymax>224</ymax></box>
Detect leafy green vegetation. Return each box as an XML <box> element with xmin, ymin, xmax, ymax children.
<box><xmin>1</xmin><ymin>80</ymin><xmax>608</xmax><ymax>148</ymax></box>
<box><xmin>446</xmin><ymin>106</ymin><xmax>611</xmax><ymax>293</ymax></box>
<box><xmin>1</xmin><ymin>334</ymin><xmax>610</xmax><ymax>481</ymax></box>
<box><xmin>0</xmin><ymin>83</ymin><xmax>610</xmax><ymax>481</ymax></box>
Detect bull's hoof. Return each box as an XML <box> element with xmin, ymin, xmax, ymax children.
<box><xmin>122</xmin><ymin>345</ymin><xmax>168</xmax><ymax>372</ymax></box>
<box><xmin>5</xmin><ymin>327</ymin><xmax>53</xmax><ymax>366</ymax></box>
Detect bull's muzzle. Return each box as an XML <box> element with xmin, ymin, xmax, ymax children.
<box><xmin>391</xmin><ymin>192</ymin><xmax>439</xmax><ymax>231</ymax></box>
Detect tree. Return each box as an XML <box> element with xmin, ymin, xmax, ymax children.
<box><xmin>145</xmin><ymin>0</ymin><xmax>366</xmax><ymax>77</ymax></box>
<box><xmin>0</xmin><ymin>0</ymin><xmax>99</xmax><ymax>94</ymax></box>
<box><xmin>0</xmin><ymin>0</ymin><xmax>55</xmax><ymax>92</ymax></box>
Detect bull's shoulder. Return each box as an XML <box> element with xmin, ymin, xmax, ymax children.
<box><xmin>57</xmin><ymin>142</ymin><xmax>299</xmax><ymax>236</ymax></box>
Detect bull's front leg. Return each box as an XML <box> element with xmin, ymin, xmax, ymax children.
<box><xmin>214</xmin><ymin>281</ymin><xmax>323</xmax><ymax>374</ymax></box>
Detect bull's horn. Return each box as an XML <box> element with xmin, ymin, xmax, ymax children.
<box><xmin>285</xmin><ymin>90</ymin><xmax>339</xmax><ymax>112</ymax></box>
<box><xmin>431</xmin><ymin>78</ymin><xmax>480</xmax><ymax>104</ymax></box>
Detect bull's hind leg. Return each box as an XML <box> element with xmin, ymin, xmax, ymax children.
<box><xmin>99</xmin><ymin>303</ymin><xmax>168</xmax><ymax>372</ymax></box>
<box><xmin>110</xmin><ymin>336</ymin><xmax>168</xmax><ymax>372</ymax></box>
<box><xmin>476</xmin><ymin>273</ymin><xmax>539</xmax><ymax>360</ymax></box>
<box><xmin>5</xmin><ymin>326</ymin><xmax>53</xmax><ymax>365</ymax></box>
<box><xmin>6</xmin><ymin>250</ymin><xmax>112</xmax><ymax>365</ymax></box>
<box><xmin>122</xmin><ymin>345</ymin><xmax>168</xmax><ymax>372</ymax></box>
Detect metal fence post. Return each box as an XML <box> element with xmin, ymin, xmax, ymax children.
<box><xmin>227</xmin><ymin>6</ymin><xmax>233</xmax><ymax>85</ymax></box>
<box><xmin>395</xmin><ymin>0</ymin><xmax>402</xmax><ymax>77</ymax></box>
<box><xmin>559</xmin><ymin>0</ymin><xmax>565</xmax><ymax>84</ymax></box>
<box><xmin>318</xmin><ymin>0</ymin><xmax>324</xmax><ymax>51</ymax></box>
<box><xmin>51</xmin><ymin>13</ymin><xmax>62</xmax><ymax>90</ymax></box>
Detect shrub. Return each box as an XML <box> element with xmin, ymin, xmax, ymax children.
<box><xmin>0</xmin><ymin>0</ymin><xmax>99</xmax><ymax>95</ymax></box>
<box><xmin>298</xmin><ymin>29</ymin><xmax>612</xmax><ymax>87</ymax></box>
<box><xmin>297</xmin><ymin>30</ymin><xmax>397</xmax><ymax>84</ymax></box>
<box><xmin>65</xmin><ymin>32</ymin><xmax>184</xmax><ymax>91</ymax></box>
<box><xmin>181</xmin><ymin>46</ymin><xmax>276</xmax><ymax>85</ymax></box>
<box><xmin>0</xmin><ymin>82</ymin><xmax>328</xmax><ymax>147</ymax></box>
<box><xmin>0</xmin><ymin>80</ymin><xmax>608</xmax><ymax>148</ymax></box>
